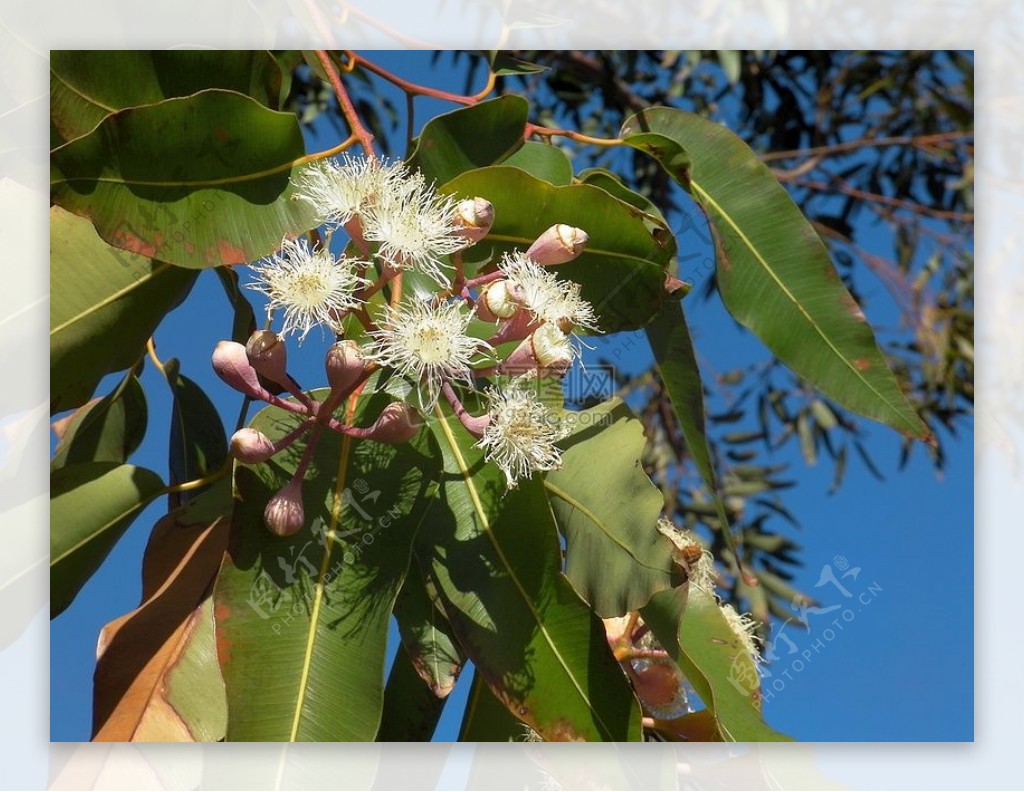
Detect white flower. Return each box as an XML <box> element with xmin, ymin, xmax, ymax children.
<box><xmin>293</xmin><ymin>155</ymin><xmax>406</xmax><ymax>226</ymax></box>
<box><xmin>248</xmin><ymin>238</ymin><xmax>368</xmax><ymax>341</ymax></box>
<box><xmin>364</xmin><ymin>299</ymin><xmax>491</xmax><ymax>408</ymax></box>
<box><xmin>476</xmin><ymin>376</ymin><xmax>566</xmax><ymax>488</ymax></box>
<box><xmin>719</xmin><ymin>602</ymin><xmax>763</xmax><ymax>664</ymax></box>
<box><xmin>362</xmin><ymin>176</ymin><xmax>467</xmax><ymax>286</ymax></box>
<box><xmin>499</xmin><ymin>251</ymin><xmax>598</xmax><ymax>331</ymax></box>
<box><xmin>656</xmin><ymin>519</ymin><xmax>716</xmax><ymax>592</ymax></box>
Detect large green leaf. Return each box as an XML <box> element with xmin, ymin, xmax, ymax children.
<box><xmin>163</xmin><ymin>359</ymin><xmax>228</xmax><ymax>506</ymax></box>
<box><xmin>392</xmin><ymin>562</ymin><xmax>463</xmax><ymax>697</ymax></box>
<box><xmin>50</xmin><ymin>50</ymin><xmax>286</xmax><ymax>146</ymax></box>
<box><xmin>50</xmin><ymin>368</ymin><xmax>147</xmax><ymax>470</ymax></box>
<box><xmin>51</xmin><ymin>90</ymin><xmax>319</xmax><ymax>269</ymax></box>
<box><xmin>502</xmin><ymin>141</ymin><xmax>574</xmax><ymax>185</ymax></box>
<box><xmin>50</xmin><ymin>206</ymin><xmax>197</xmax><ymax>414</ymax></box>
<box><xmin>458</xmin><ymin>672</ymin><xmax>528</xmax><ymax>741</ymax></box>
<box><xmin>621</xmin><ymin>108</ymin><xmax>928</xmax><ymax>438</ymax></box>
<box><xmin>441</xmin><ymin>167</ymin><xmax>675</xmax><ymax>332</ymax></box>
<box><xmin>641</xmin><ymin>587</ymin><xmax>793</xmax><ymax>742</ymax></box>
<box><xmin>645</xmin><ymin>301</ymin><xmax>741</xmax><ymax>564</ymax></box>
<box><xmin>407</xmin><ymin>96</ymin><xmax>528</xmax><ymax>185</ymax></box>
<box><xmin>421</xmin><ymin>403</ymin><xmax>642</xmax><ymax>742</ymax></box>
<box><xmin>213</xmin><ymin>388</ymin><xmax>440</xmax><ymax>741</ymax></box>
<box><xmin>378</xmin><ymin>642</ymin><xmax>449</xmax><ymax>742</ymax></box>
<box><xmin>545</xmin><ymin>399</ymin><xmax>672</xmax><ymax>617</ymax></box>
<box><xmin>51</xmin><ymin>462</ymin><xmax>166</xmax><ymax>617</ymax></box>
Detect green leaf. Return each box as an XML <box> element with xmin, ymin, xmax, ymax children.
<box><xmin>487</xmin><ymin>51</ymin><xmax>550</xmax><ymax>77</ymax></box>
<box><xmin>214</xmin><ymin>266</ymin><xmax>258</xmax><ymax>344</ymax></box>
<box><xmin>51</xmin><ymin>462</ymin><xmax>166</xmax><ymax>617</ymax></box>
<box><xmin>163</xmin><ymin>359</ymin><xmax>228</xmax><ymax>505</ymax></box>
<box><xmin>51</xmin><ymin>90</ymin><xmax>319</xmax><ymax>269</ymax></box>
<box><xmin>644</xmin><ymin>301</ymin><xmax>742</xmax><ymax>567</ymax></box>
<box><xmin>421</xmin><ymin>403</ymin><xmax>642</xmax><ymax>742</ymax></box>
<box><xmin>641</xmin><ymin>587</ymin><xmax>793</xmax><ymax>742</ymax></box>
<box><xmin>621</xmin><ymin>108</ymin><xmax>928</xmax><ymax>438</ymax></box>
<box><xmin>50</xmin><ymin>368</ymin><xmax>147</xmax><ymax>470</ymax></box>
<box><xmin>213</xmin><ymin>388</ymin><xmax>441</xmax><ymax>741</ymax></box>
<box><xmin>716</xmin><ymin>50</ymin><xmax>742</xmax><ymax>84</ymax></box>
<box><xmin>407</xmin><ymin>96</ymin><xmax>528</xmax><ymax>185</ymax></box>
<box><xmin>458</xmin><ymin>672</ymin><xmax>529</xmax><ymax>741</ymax></box>
<box><xmin>502</xmin><ymin>141</ymin><xmax>574</xmax><ymax>185</ymax></box>
<box><xmin>545</xmin><ymin>399</ymin><xmax>672</xmax><ymax>617</ymax></box>
<box><xmin>392</xmin><ymin>562</ymin><xmax>463</xmax><ymax>697</ymax></box>
<box><xmin>50</xmin><ymin>50</ymin><xmax>287</xmax><ymax>146</ymax></box>
<box><xmin>442</xmin><ymin>167</ymin><xmax>674</xmax><ymax>332</ymax></box>
<box><xmin>377</xmin><ymin>642</ymin><xmax>448</xmax><ymax>742</ymax></box>
<box><xmin>50</xmin><ymin>207</ymin><xmax>198</xmax><ymax>414</ymax></box>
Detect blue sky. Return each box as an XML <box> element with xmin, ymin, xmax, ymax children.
<box><xmin>50</xmin><ymin>51</ymin><xmax>972</xmax><ymax>743</ymax></box>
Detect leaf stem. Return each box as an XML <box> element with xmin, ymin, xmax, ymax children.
<box><xmin>315</xmin><ymin>50</ymin><xmax>376</xmax><ymax>160</ymax></box>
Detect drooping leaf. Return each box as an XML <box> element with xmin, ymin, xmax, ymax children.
<box><xmin>50</xmin><ymin>462</ymin><xmax>166</xmax><ymax>617</ymax></box>
<box><xmin>50</xmin><ymin>368</ymin><xmax>147</xmax><ymax>470</ymax></box>
<box><xmin>441</xmin><ymin>167</ymin><xmax>675</xmax><ymax>332</ymax></box>
<box><xmin>50</xmin><ymin>50</ymin><xmax>287</xmax><ymax>146</ymax></box>
<box><xmin>641</xmin><ymin>587</ymin><xmax>793</xmax><ymax>742</ymax></box>
<box><xmin>621</xmin><ymin>108</ymin><xmax>928</xmax><ymax>438</ymax></box>
<box><xmin>50</xmin><ymin>207</ymin><xmax>198</xmax><ymax>414</ymax></box>
<box><xmin>502</xmin><ymin>141</ymin><xmax>574</xmax><ymax>185</ymax></box>
<box><xmin>487</xmin><ymin>51</ymin><xmax>550</xmax><ymax>77</ymax></box>
<box><xmin>92</xmin><ymin>482</ymin><xmax>231</xmax><ymax>741</ymax></box>
<box><xmin>51</xmin><ymin>90</ymin><xmax>319</xmax><ymax>269</ymax></box>
<box><xmin>214</xmin><ymin>387</ymin><xmax>441</xmax><ymax>741</ymax></box>
<box><xmin>392</xmin><ymin>562</ymin><xmax>463</xmax><ymax>698</ymax></box>
<box><xmin>406</xmin><ymin>95</ymin><xmax>528</xmax><ymax>185</ymax></box>
<box><xmin>163</xmin><ymin>359</ymin><xmax>228</xmax><ymax>506</ymax></box>
<box><xmin>214</xmin><ymin>266</ymin><xmax>258</xmax><ymax>345</ymax></box>
<box><xmin>458</xmin><ymin>672</ymin><xmax>528</xmax><ymax>742</ymax></box>
<box><xmin>421</xmin><ymin>403</ymin><xmax>642</xmax><ymax>742</ymax></box>
<box><xmin>377</xmin><ymin>642</ymin><xmax>449</xmax><ymax>742</ymax></box>
<box><xmin>644</xmin><ymin>301</ymin><xmax>742</xmax><ymax>566</ymax></box>
<box><xmin>545</xmin><ymin>399</ymin><xmax>672</xmax><ymax>617</ymax></box>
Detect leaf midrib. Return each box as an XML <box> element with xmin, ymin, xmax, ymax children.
<box><xmin>50</xmin><ymin>262</ymin><xmax>173</xmax><ymax>340</ymax></box>
<box><xmin>432</xmin><ymin>407</ymin><xmax>615</xmax><ymax>741</ymax></box>
<box><xmin>691</xmin><ymin>179</ymin><xmax>920</xmax><ymax>434</ymax></box>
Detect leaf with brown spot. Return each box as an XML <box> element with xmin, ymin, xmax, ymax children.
<box><xmin>91</xmin><ymin>482</ymin><xmax>231</xmax><ymax>742</ymax></box>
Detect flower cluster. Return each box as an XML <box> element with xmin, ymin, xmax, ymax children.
<box><xmin>217</xmin><ymin>154</ymin><xmax>599</xmax><ymax>535</ymax></box>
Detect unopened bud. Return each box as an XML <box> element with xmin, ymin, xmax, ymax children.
<box><xmin>213</xmin><ymin>341</ymin><xmax>266</xmax><ymax>399</ymax></box>
<box><xmin>230</xmin><ymin>428</ymin><xmax>277</xmax><ymax>464</ymax></box>
<box><xmin>366</xmin><ymin>401</ymin><xmax>422</xmax><ymax>443</ymax></box>
<box><xmin>453</xmin><ymin>197</ymin><xmax>495</xmax><ymax>243</ymax></box>
<box><xmin>264</xmin><ymin>477</ymin><xmax>305</xmax><ymax>537</ymax></box>
<box><xmin>326</xmin><ymin>340</ymin><xmax>366</xmax><ymax>395</ymax></box>
<box><xmin>502</xmin><ymin>324</ymin><xmax>575</xmax><ymax>377</ymax></box>
<box><xmin>246</xmin><ymin>330</ymin><xmax>289</xmax><ymax>385</ymax></box>
<box><xmin>478</xmin><ymin>279</ymin><xmax>520</xmax><ymax>322</ymax></box>
<box><xmin>526</xmin><ymin>224</ymin><xmax>588</xmax><ymax>266</ymax></box>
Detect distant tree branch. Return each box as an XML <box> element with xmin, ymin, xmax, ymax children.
<box><xmin>761</xmin><ymin>130</ymin><xmax>972</xmax><ymax>162</ymax></box>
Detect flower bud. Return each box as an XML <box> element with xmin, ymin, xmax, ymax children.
<box><xmin>264</xmin><ymin>477</ymin><xmax>305</xmax><ymax>537</ymax></box>
<box><xmin>325</xmin><ymin>340</ymin><xmax>366</xmax><ymax>395</ymax></box>
<box><xmin>526</xmin><ymin>224</ymin><xmax>588</xmax><ymax>266</ymax></box>
<box><xmin>366</xmin><ymin>401</ymin><xmax>422</xmax><ymax>443</ymax></box>
<box><xmin>504</xmin><ymin>324</ymin><xmax>575</xmax><ymax>377</ymax></box>
<box><xmin>453</xmin><ymin>197</ymin><xmax>495</xmax><ymax>243</ymax></box>
<box><xmin>246</xmin><ymin>330</ymin><xmax>289</xmax><ymax>386</ymax></box>
<box><xmin>212</xmin><ymin>341</ymin><xmax>266</xmax><ymax>399</ymax></box>
<box><xmin>477</xmin><ymin>279</ymin><xmax>520</xmax><ymax>322</ymax></box>
<box><xmin>230</xmin><ymin>428</ymin><xmax>277</xmax><ymax>464</ymax></box>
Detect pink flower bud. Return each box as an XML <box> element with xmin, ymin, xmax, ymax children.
<box><xmin>453</xmin><ymin>197</ymin><xmax>495</xmax><ymax>244</ymax></box>
<box><xmin>246</xmin><ymin>330</ymin><xmax>289</xmax><ymax>386</ymax></box>
<box><xmin>230</xmin><ymin>428</ymin><xmax>277</xmax><ymax>464</ymax></box>
<box><xmin>325</xmin><ymin>340</ymin><xmax>366</xmax><ymax>395</ymax></box>
<box><xmin>264</xmin><ymin>477</ymin><xmax>305</xmax><ymax>537</ymax></box>
<box><xmin>212</xmin><ymin>341</ymin><xmax>267</xmax><ymax>400</ymax></box>
<box><xmin>502</xmin><ymin>324</ymin><xmax>574</xmax><ymax>377</ymax></box>
<box><xmin>526</xmin><ymin>224</ymin><xmax>589</xmax><ymax>266</ymax></box>
<box><xmin>366</xmin><ymin>401</ymin><xmax>422</xmax><ymax>443</ymax></box>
